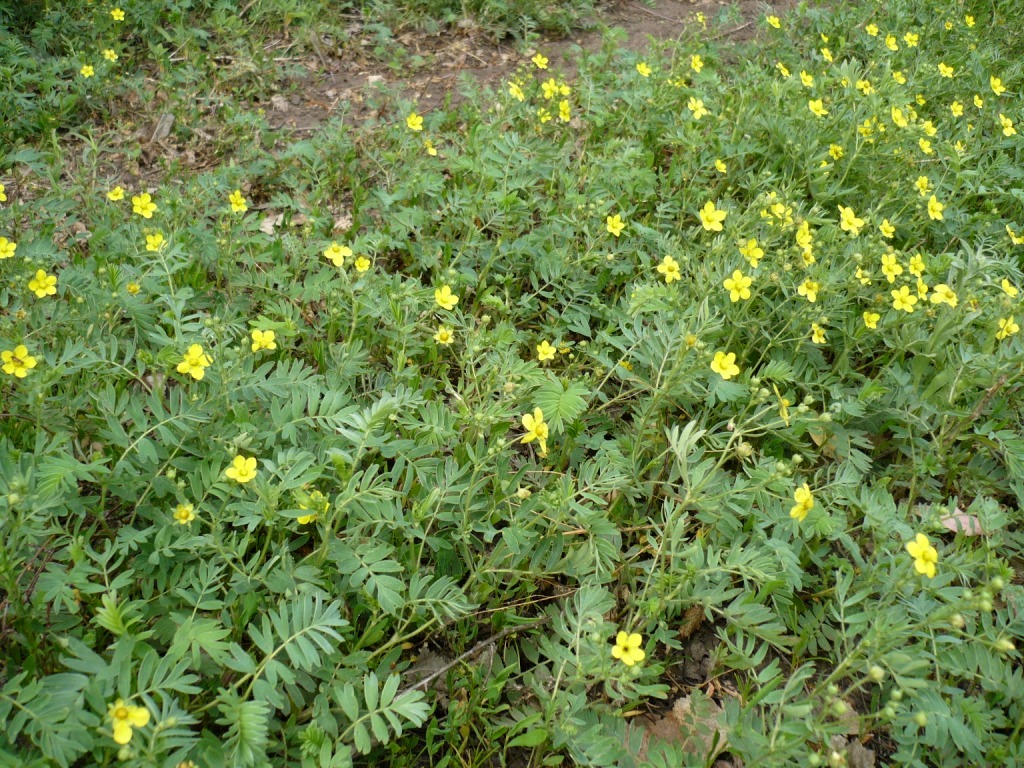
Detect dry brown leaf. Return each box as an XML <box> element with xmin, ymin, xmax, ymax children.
<box><xmin>939</xmin><ymin>510</ymin><xmax>984</xmax><ymax>536</ymax></box>
<box><xmin>259</xmin><ymin>213</ymin><xmax>283</xmax><ymax>235</ymax></box>
<box><xmin>678</xmin><ymin>604</ymin><xmax>704</xmax><ymax>640</ymax></box>
<box><xmin>631</xmin><ymin>692</ymin><xmax>729</xmax><ymax>761</ymax></box>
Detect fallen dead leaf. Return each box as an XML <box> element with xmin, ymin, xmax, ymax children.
<box><xmin>630</xmin><ymin>692</ymin><xmax>729</xmax><ymax>762</ymax></box>
<box><xmin>259</xmin><ymin>213</ymin><xmax>284</xmax><ymax>235</ymax></box>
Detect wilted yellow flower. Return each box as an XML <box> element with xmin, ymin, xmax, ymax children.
<box><xmin>915</xmin><ymin>176</ymin><xmax>931</xmax><ymax>197</ymax></box>
<box><xmin>800</xmin><ymin>70</ymin><xmax>814</xmax><ymax>88</ymax></box>
<box><xmin>714</xmin><ymin>158</ymin><xmax>728</xmax><ymax>173</ymax></box>
<box><xmin>885</xmin><ymin>35</ymin><xmax>898</xmax><ymax>51</ymax></box>
<box><xmin>508</xmin><ymin>81</ymin><xmax>524</xmax><ymax>101</ymax></box>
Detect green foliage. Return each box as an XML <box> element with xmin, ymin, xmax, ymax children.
<box><xmin>2</xmin><ymin>0</ymin><xmax>1024</xmax><ymax>766</ymax></box>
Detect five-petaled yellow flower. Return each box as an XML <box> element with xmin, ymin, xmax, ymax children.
<box><xmin>891</xmin><ymin>286</ymin><xmax>918</xmax><ymax>312</ymax></box>
<box><xmin>767</xmin><ymin>15</ymin><xmax>780</xmax><ymax>29</ymax></box>
<box><xmin>885</xmin><ymin>35</ymin><xmax>898</xmax><ymax>51</ymax></box>
<box><xmin>0</xmin><ymin>183</ymin><xmax>6</xmax><ymax>202</ymax></box>
<box><xmin>710</xmin><ymin>351</ymin><xmax>740</xmax><ymax>380</ymax></box>
<box><xmin>927</xmin><ymin>196</ymin><xmax>945</xmax><ymax>221</ymax></box>
<box><xmin>691</xmin><ymin>55</ymin><xmax>704</xmax><ymax>73</ymax></box>
<box><xmin>251</xmin><ymin>329</ymin><xmax>277</xmax><ymax>352</ymax></box>
<box><xmin>611</xmin><ymin>631</ymin><xmax>646</xmax><ymax>666</ymax></box>
<box><xmin>80</xmin><ymin>65</ymin><xmax>95</xmax><ymax>78</ymax></box>
<box><xmin>107</xmin><ymin>186</ymin><xmax>124</xmax><ymax>201</ymax></box>
<box><xmin>838</xmin><ymin>205</ymin><xmax>864</xmax><ymax>235</ymax></box>
<box><xmin>531</xmin><ymin>53</ymin><xmax>548</xmax><ymax>69</ymax></box>
<box><xmin>520</xmin><ymin>408</ymin><xmax>549</xmax><ymax>457</ymax></box>
<box><xmin>999</xmin><ymin>114</ymin><xmax>1016</xmax><ymax>137</ymax></box>
<box><xmin>800</xmin><ymin>70</ymin><xmax>814</xmax><ymax>88</ymax></box>
<box><xmin>110</xmin><ymin>7</ymin><xmax>125</xmax><ymax>20</ymax></box>
<box><xmin>433</xmin><ymin>325</ymin><xmax>455</xmax><ymax>345</ymax></box>
<box><xmin>103</xmin><ymin>49</ymin><xmax>118</xmax><ymax>62</ymax></box>
<box><xmin>228</xmin><ymin>189</ymin><xmax>248</xmax><ymax>213</ymax></box>
<box><xmin>790</xmin><ymin>483</ymin><xmax>814</xmax><ymax>521</ymax></box>
<box><xmin>723</xmin><ymin>270</ymin><xmax>752</xmax><ymax>302</ymax></box>
<box><xmin>938</xmin><ymin>63</ymin><xmax>954</xmax><ymax>78</ymax></box>
<box><xmin>906</xmin><ymin>533</ymin><xmax>938</xmax><ymax>578</ymax></box>
<box><xmin>145</xmin><ymin>232</ymin><xmax>165</xmax><ymax>252</ymax></box>
<box><xmin>657</xmin><ymin>255</ymin><xmax>681</xmax><ymax>283</ymax></box>
<box><xmin>606</xmin><ymin>214</ymin><xmax>626</xmax><ymax>237</ymax></box>
<box><xmin>406</xmin><ymin>112</ymin><xmax>423</xmax><ymax>131</ymax></box>
<box><xmin>908</xmin><ymin>254</ymin><xmax>925</xmax><ymax>277</ymax></box>
<box><xmin>173</xmin><ymin>503</ymin><xmax>196</xmax><ymax>525</ymax></box>
<box><xmin>808</xmin><ymin>99</ymin><xmax>828</xmax><ymax>118</ymax></box>
<box><xmin>699</xmin><ymin>201</ymin><xmax>727</xmax><ymax>232</ymax></box>
<box><xmin>435</xmin><ymin>285</ymin><xmax>459</xmax><ymax>310</ymax></box>
<box><xmin>1001</xmin><ymin>278</ymin><xmax>1019</xmax><ymax>297</ymax></box>
<box><xmin>354</xmin><ymin>256</ymin><xmax>371</xmax><ymax>272</ymax></box>
<box><xmin>996</xmin><ymin>316</ymin><xmax>1020</xmax><ymax>340</ymax></box>
<box><xmin>536</xmin><ymin>340</ymin><xmax>556</xmax><ymax>362</ymax></box>
<box><xmin>990</xmin><ymin>76</ymin><xmax>1006</xmax><ymax>96</ymax></box>
<box><xmin>879</xmin><ymin>219</ymin><xmax>895</xmax><ymax>238</ymax></box>
<box><xmin>0</xmin><ymin>237</ymin><xmax>16</xmax><ymax>259</ymax></box>
<box><xmin>688</xmin><ymin>97</ymin><xmax>708</xmax><ymax>120</ymax></box>
<box><xmin>2</xmin><ymin>345</ymin><xmax>37</xmax><ymax>378</ymax></box>
<box><xmin>225</xmin><ymin>455</ymin><xmax>258</xmax><ymax>483</ymax></box>
<box><xmin>797</xmin><ymin>279</ymin><xmax>820</xmax><ymax>303</ymax></box>
<box><xmin>739</xmin><ymin>238</ymin><xmax>763</xmax><ymax>267</ymax></box>
<box><xmin>865</xmin><ymin>23</ymin><xmax>878</xmax><ymax>36</ymax></box>
<box><xmin>810</xmin><ymin>323</ymin><xmax>826</xmax><ymax>344</ymax></box>
<box><xmin>636</xmin><ymin>62</ymin><xmax>652</xmax><ymax>77</ymax></box>
<box><xmin>108</xmin><ymin>699</ymin><xmax>149</xmax><ymax>745</ymax></box>
<box><xmin>863</xmin><ymin>311</ymin><xmax>880</xmax><ymax>329</ymax></box>
<box><xmin>176</xmin><ymin>344</ymin><xmax>212</xmax><ymax>380</ymax></box>
<box><xmin>1008</xmin><ymin>226</ymin><xmax>1024</xmax><ymax>245</ymax></box>
<box><xmin>132</xmin><ymin>192</ymin><xmax>157</xmax><ymax>218</ymax></box>
<box><xmin>28</xmin><ymin>269</ymin><xmax>57</xmax><ymax>298</ymax></box>
<box><xmin>323</xmin><ymin>242</ymin><xmax>351</xmax><ymax>266</ymax></box>
<box><xmin>931</xmin><ymin>284</ymin><xmax>958</xmax><ymax>307</ymax></box>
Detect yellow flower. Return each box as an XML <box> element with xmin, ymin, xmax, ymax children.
<box><xmin>800</xmin><ymin>70</ymin><xmax>814</xmax><ymax>88</ymax></box>
<box><xmin>145</xmin><ymin>232</ymin><xmax>165</xmax><ymax>252</ymax></box>
<box><xmin>107</xmin><ymin>186</ymin><xmax>124</xmax><ymax>201</ymax></box>
<box><xmin>606</xmin><ymin>214</ymin><xmax>626</xmax><ymax>237</ymax></box>
<box><xmin>132</xmin><ymin>192</ymin><xmax>157</xmax><ymax>218</ymax></box>
<box><xmin>1001</xmin><ymin>278</ymin><xmax>1019</xmax><ymax>297</ymax></box>
<box><xmin>856</xmin><ymin>267</ymin><xmax>872</xmax><ymax>285</ymax></box>
<box><xmin>921</xmin><ymin>120</ymin><xmax>937</xmax><ymax>137</ymax></box>
<box><xmin>103</xmin><ymin>49</ymin><xmax>118</xmax><ymax>62</ymax></box>
<box><xmin>173</xmin><ymin>503</ymin><xmax>196</xmax><ymax>525</ymax></box>
<box><xmin>723</xmin><ymin>270</ymin><xmax>752</xmax><ymax>302</ymax></box>
<box><xmin>927</xmin><ymin>196</ymin><xmax>945</xmax><ymax>221</ymax></box>
<box><xmin>0</xmin><ymin>237</ymin><xmax>15</xmax><ymax>259</ymax></box>
<box><xmin>999</xmin><ymin>114</ymin><xmax>1016</xmax><ymax>137</ymax></box>
<box><xmin>80</xmin><ymin>65</ymin><xmax>95</xmax><ymax>78</ymax></box>
<box><xmin>536</xmin><ymin>340</ymin><xmax>556</xmax><ymax>362</ymax></box>
<box><xmin>699</xmin><ymin>201</ymin><xmax>726</xmax><ymax>232</ymax></box>
<box><xmin>611</xmin><ymin>631</ymin><xmax>645</xmax><ymax>666</ymax></box>
<box><xmin>710</xmin><ymin>351</ymin><xmax>740</xmax><ymax>380</ymax></box>
<box><xmin>930</xmin><ymin>284</ymin><xmax>958</xmax><ymax>307</ymax></box>
<box><xmin>738</xmin><ymin>238</ymin><xmax>763</xmax><ymax>268</ymax></box>
<box><xmin>354</xmin><ymin>256</ymin><xmax>371</xmax><ymax>272</ymax></box>
<box><xmin>767</xmin><ymin>15</ymin><xmax>780</xmax><ymax>29</ymax></box>
<box><xmin>1</xmin><ymin>345</ymin><xmax>37</xmax><ymax>378</ymax></box>
<box><xmin>879</xmin><ymin>219</ymin><xmax>895</xmax><ymax>238</ymax></box>
<box><xmin>225</xmin><ymin>455</ymin><xmax>258</xmax><ymax>483</ymax></box>
<box><xmin>250</xmin><ymin>329</ymin><xmax>277</xmax><ymax>352</ymax></box>
<box><xmin>520</xmin><ymin>407</ymin><xmax>549</xmax><ymax>456</ymax></box>
<box><xmin>965</xmin><ymin>14</ymin><xmax>975</xmax><ymax>27</ymax></box>
<box><xmin>0</xmin><ymin>183</ymin><xmax>5</xmax><ymax>202</ymax></box>
<box><xmin>558</xmin><ymin>99</ymin><xmax>570</xmax><ymax>122</ymax></box>
<box><xmin>690</xmin><ymin>54</ymin><xmax>704</xmax><ymax>73</ymax></box>
<box><xmin>541</xmin><ymin>78</ymin><xmax>559</xmax><ymax>99</ymax></box>
<box><xmin>176</xmin><ymin>344</ymin><xmax>212</xmax><ymax>380</ymax></box>
<box><xmin>797</xmin><ymin>278</ymin><xmax>821</xmax><ymax>304</ymax></box>
<box><xmin>885</xmin><ymin>35</ymin><xmax>898</xmax><ymax>51</ymax></box>
<box><xmin>904</xmin><ymin>32</ymin><xmax>919</xmax><ymax>47</ymax></box>
<box><xmin>938</xmin><ymin>63</ymin><xmax>955</xmax><ymax>78</ymax></box>
<box><xmin>863</xmin><ymin>311</ymin><xmax>881</xmax><ymax>329</ymax></box>
<box><xmin>636</xmin><ymin>62</ymin><xmax>652</xmax><ymax>77</ymax></box>
<box><xmin>908</xmin><ymin>254</ymin><xmax>925</xmax><ymax>277</ymax></box>
<box><xmin>110</xmin><ymin>7</ymin><xmax>125</xmax><ymax>20</ymax></box>
<box><xmin>127</xmin><ymin>282</ymin><xmax>141</xmax><ymax>295</ymax></box>
<box><xmin>687</xmin><ymin>97</ymin><xmax>708</xmax><ymax>120</ymax></box>
<box><xmin>810</xmin><ymin>323</ymin><xmax>826</xmax><ymax>344</ymax></box>
<box><xmin>323</xmin><ymin>242</ymin><xmax>351</xmax><ymax>266</ymax></box>
<box><xmin>915</xmin><ymin>176</ymin><xmax>931</xmax><ymax>197</ymax></box>
<box><xmin>406</xmin><ymin>112</ymin><xmax>424</xmax><ymax>131</ymax></box>
<box><xmin>433</xmin><ymin>325</ymin><xmax>455</xmax><ymax>345</ymax></box>
<box><xmin>297</xmin><ymin>490</ymin><xmax>329</xmax><ymax>524</ymax></box>
<box><xmin>865</xmin><ymin>23</ymin><xmax>879</xmax><ymax>36</ymax></box>
<box><xmin>808</xmin><ymin>99</ymin><xmax>828</xmax><ymax>118</ymax></box>
<box><xmin>919</xmin><ymin>138</ymin><xmax>934</xmax><ymax>155</ymax></box>
<box><xmin>537</xmin><ymin>108</ymin><xmax>552</xmax><ymax>124</ymax></box>
<box><xmin>917</xmin><ymin>277</ymin><xmax>929</xmax><ymax>299</ymax></box>
<box><xmin>776</xmin><ymin>61</ymin><xmax>791</xmax><ymax>78</ymax></box>
<box><xmin>996</xmin><ymin>316</ymin><xmax>1020</xmax><ymax>340</ymax></box>
<box><xmin>838</xmin><ymin>205</ymin><xmax>864</xmax><ymax>235</ymax></box>
<box><xmin>891</xmin><ymin>106</ymin><xmax>908</xmax><ymax>128</ymax></box>
<box><xmin>974</xmin><ymin>94</ymin><xmax>985</xmax><ymax>109</ymax></box>
<box><xmin>714</xmin><ymin>158</ymin><xmax>728</xmax><ymax>173</ymax></box>
<box><xmin>881</xmin><ymin>254</ymin><xmax>903</xmax><ymax>283</ymax></box>
<box><xmin>905</xmin><ymin>533</ymin><xmax>938</xmax><ymax>578</ymax></box>
<box><xmin>28</xmin><ymin>269</ymin><xmax>57</xmax><ymax>298</ymax></box>
<box><xmin>1008</xmin><ymin>226</ymin><xmax>1024</xmax><ymax>245</ymax></box>
<box><xmin>829</xmin><ymin>144</ymin><xmax>844</xmax><ymax>160</ymax></box>
<box><xmin>228</xmin><ymin>189</ymin><xmax>248</xmax><ymax>213</ymax></box>
<box><xmin>990</xmin><ymin>76</ymin><xmax>1007</xmax><ymax>96</ymax></box>
<box><xmin>950</xmin><ymin>101</ymin><xmax>964</xmax><ymax>117</ymax></box>
<box><xmin>531</xmin><ymin>53</ymin><xmax>548</xmax><ymax>69</ymax></box>
<box><xmin>820</xmin><ymin>48</ymin><xmax>833</xmax><ymax>63</ymax></box>
<box><xmin>508</xmin><ymin>81</ymin><xmax>524</xmax><ymax>101</ymax></box>
<box><xmin>434</xmin><ymin>285</ymin><xmax>459</xmax><ymax>310</ymax></box>
<box><xmin>657</xmin><ymin>255</ymin><xmax>681</xmax><ymax>283</ymax></box>
<box><xmin>789</xmin><ymin>483</ymin><xmax>814</xmax><ymax>521</ymax></box>
<box><xmin>424</xmin><ymin>138</ymin><xmax>438</xmax><ymax>155</ymax></box>
<box><xmin>108</xmin><ymin>699</ymin><xmax>149</xmax><ymax>745</ymax></box>
<box><xmin>891</xmin><ymin>286</ymin><xmax>918</xmax><ymax>312</ymax></box>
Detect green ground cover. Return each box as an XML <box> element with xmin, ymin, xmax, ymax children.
<box><xmin>1</xmin><ymin>0</ymin><xmax>1023</xmax><ymax>765</ymax></box>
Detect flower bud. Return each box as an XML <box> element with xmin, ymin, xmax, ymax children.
<box><xmin>868</xmin><ymin>665</ymin><xmax>885</xmax><ymax>682</ymax></box>
<box><xmin>913</xmin><ymin>712</ymin><xmax>927</xmax><ymax>727</ymax></box>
